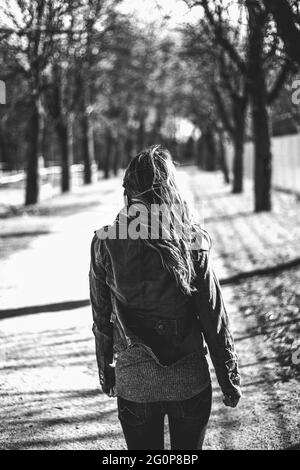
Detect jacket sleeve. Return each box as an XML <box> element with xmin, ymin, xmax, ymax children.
<box><xmin>89</xmin><ymin>233</ymin><xmax>114</xmax><ymax>391</ymax></box>
<box><xmin>194</xmin><ymin>249</ymin><xmax>241</xmax><ymax>396</ymax></box>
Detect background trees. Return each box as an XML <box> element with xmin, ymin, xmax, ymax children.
<box><xmin>0</xmin><ymin>0</ymin><xmax>298</xmax><ymax>212</ymax></box>
<box><xmin>0</xmin><ymin>0</ymin><xmax>123</xmax><ymax>202</ymax></box>
<box><xmin>0</xmin><ymin>0</ymin><xmax>75</xmax><ymax>204</ymax></box>
<box><xmin>184</xmin><ymin>0</ymin><xmax>297</xmax><ymax>212</ymax></box>
<box><xmin>181</xmin><ymin>17</ymin><xmax>249</xmax><ymax>192</ymax></box>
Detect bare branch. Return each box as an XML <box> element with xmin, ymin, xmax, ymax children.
<box><xmin>212</xmin><ymin>84</ymin><xmax>235</xmax><ymax>136</ymax></box>
<box><xmin>184</xmin><ymin>0</ymin><xmax>247</xmax><ymax>74</ymax></box>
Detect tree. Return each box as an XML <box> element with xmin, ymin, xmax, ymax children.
<box><xmin>68</xmin><ymin>0</ymin><xmax>123</xmax><ymax>185</ymax></box>
<box><xmin>96</xmin><ymin>17</ymin><xmax>140</xmax><ymax>177</ymax></box>
<box><xmin>0</xmin><ymin>0</ymin><xmax>124</xmax><ymax>200</ymax></box>
<box><xmin>182</xmin><ymin>19</ymin><xmax>249</xmax><ymax>192</ymax></box>
<box><xmin>263</xmin><ymin>0</ymin><xmax>300</xmax><ymax>66</ymax></box>
<box><xmin>0</xmin><ymin>43</ymin><xmax>29</xmax><ymax>171</ymax></box>
<box><xmin>44</xmin><ymin>62</ymin><xmax>75</xmax><ymax>192</ymax></box>
<box><xmin>184</xmin><ymin>0</ymin><xmax>294</xmax><ymax>212</ymax></box>
<box><xmin>0</xmin><ymin>0</ymin><xmax>76</xmax><ymax>204</ymax></box>
<box><xmin>212</xmin><ymin>52</ymin><xmax>248</xmax><ymax>193</ymax></box>
<box><xmin>246</xmin><ymin>0</ymin><xmax>292</xmax><ymax>211</ymax></box>
<box><xmin>97</xmin><ymin>20</ymin><xmax>184</xmax><ymax>176</ymax></box>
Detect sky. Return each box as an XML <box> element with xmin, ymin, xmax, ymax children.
<box><xmin>120</xmin><ymin>0</ymin><xmax>245</xmax><ymax>31</ymax></box>
<box><xmin>2</xmin><ymin>0</ymin><xmax>202</xmax><ymax>31</ymax></box>
<box><xmin>4</xmin><ymin>0</ymin><xmax>241</xmax><ymax>30</ymax></box>
<box><xmin>119</xmin><ymin>0</ymin><xmax>203</xmax><ymax>28</ymax></box>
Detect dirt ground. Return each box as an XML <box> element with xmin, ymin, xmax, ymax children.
<box><xmin>0</xmin><ymin>168</ymin><xmax>299</xmax><ymax>450</ymax></box>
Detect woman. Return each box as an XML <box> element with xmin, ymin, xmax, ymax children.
<box><xmin>89</xmin><ymin>145</ymin><xmax>241</xmax><ymax>450</ymax></box>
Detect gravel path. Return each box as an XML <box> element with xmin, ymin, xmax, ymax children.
<box><xmin>0</xmin><ymin>168</ymin><xmax>299</xmax><ymax>450</ymax></box>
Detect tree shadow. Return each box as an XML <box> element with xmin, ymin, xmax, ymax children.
<box><xmin>0</xmin><ymin>200</ymin><xmax>102</xmax><ymax>220</ymax></box>
<box><xmin>0</xmin><ymin>230</ymin><xmax>51</xmax><ymax>239</ymax></box>
<box><xmin>0</xmin><ymin>300</ymin><xmax>90</xmax><ymax>319</ymax></box>
<box><xmin>220</xmin><ymin>257</ymin><xmax>300</xmax><ymax>286</ymax></box>
<box><xmin>235</xmin><ymin>318</ymin><xmax>300</xmax><ymax>343</ymax></box>
<box><xmin>6</xmin><ymin>409</ymin><xmax>116</xmax><ymax>429</ymax></box>
<box><xmin>4</xmin><ymin>428</ymin><xmax>124</xmax><ymax>450</ymax></box>
<box><xmin>238</xmin><ymin>357</ymin><xmax>278</xmax><ymax>369</ymax></box>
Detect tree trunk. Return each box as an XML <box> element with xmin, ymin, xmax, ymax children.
<box><xmin>196</xmin><ymin>136</ymin><xmax>204</xmax><ymax>168</ymax></box>
<box><xmin>112</xmin><ymin>140</ymin><xmax>119</xmax><ymax>176</ymax></box>
<box><xmin>151</xmin><ymin>108</ymin><xmax>163</xmax><ymax>144</ymax></box>
<box><xmin>252</xmin><ymin>88</ymin><xmax>272</xmax><ymax>212</ymax></box>
<box><xmin>104</xmin><ymin>129</ymin><xmax>113</xmax><ymax>179</ymax></box>
<box><xmin>25</xmin><ymin>98</ymin><xmax>40</xmax><ymax>205</ymax></box>
<box><xmin>232</xmin><ymin>133</ymin><xmax>244</xmax><ymax>193</ymax></box>
<box><xmin>184</xmin><ymin>137</ymin><xmax>195</xmax><ymax>162</ymax></box>
<box><xmin>57</xmin><ymin>119</ymin><xmax>72</xmax><ymax>193</ymax></box>
<box><xmin>81</xmin><ymin>113</ymin><xmax>94</xmax><ymax>185</ymax></box>
<box><xmin>137</xmin><ymin>117</ymin><xmax>146</xmax><ymax>151</ymax></box>
<box><xmin>232</xmin><ymin>100</ymin><xmax>247</xmax><ymax>193</ymax></box>
<box><xmin>218</xmin><ymin>130</ymin><xmax>230</xmax><ymax>184</ymax></box>
<box><xmin>124</xmin><ymin>135</ymin><xmax>133</xmax><ymax>167</ymax></box>
<box><xmin>232</xmin><ymin>122</ymin><xmax>244</xmax><ymax>194</ymax></box>
<box><xmin>248</xmin><ymin>1</ymin><xmax>272</xmax><ymax>212</ymax></box>
<box><xmin>0</xmin><ymin>121</ymin><xmax>9</xmax><ymax>169</ymax></box>
<box><xmin>204</xmin><ymin>127</ymin><xmax>217</xmax><ymax>171</ymax></box>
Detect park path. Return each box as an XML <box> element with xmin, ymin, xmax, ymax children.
<box><xmin>0</xmin><ymin>167</ymin><xmax>299</xmax><ymax>450</ymax></box>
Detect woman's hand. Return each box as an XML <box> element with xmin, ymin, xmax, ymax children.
<box><xmin>223</xmin><ymin>387</ymin><xmax>242</xmax><ymax>408</ymax></box>
<box><xmin>107</xmin><ymin>386</ymin><xmax>117</xmax><ymax>398</ymax></box>
<box><xmin>101</xmin><ymin>365</ymin><xmax>116</xmax><ymax>397</ymax></box>
<box><xmin>102</xmin><ymin>383</ymin><xmax>117</xmax><ymax>398</ymax></box>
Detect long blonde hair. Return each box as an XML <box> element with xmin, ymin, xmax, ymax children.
<box><xmin>123</xmin><ymin>145</ymin><xmax>206</xmax><ymax>295</ymax></box>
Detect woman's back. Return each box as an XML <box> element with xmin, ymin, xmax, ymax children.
<box><xmin>89</xmin><ymin>145</ymin><xmax>241</xmax><ymax>450</ymax></box>
<box><xmin>99</xmin><ymin>224</ymin><xmax>193</xmax><ymax>316</ymax></box>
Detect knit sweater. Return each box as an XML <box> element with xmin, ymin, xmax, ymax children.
<box><xmin>115</xmin><ymin>342</ymin><xmax>211</xmax><ymax>403</ymax></box>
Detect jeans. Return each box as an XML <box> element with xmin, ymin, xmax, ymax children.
<box><xmin>117</xmin><ymin>384</ymin><xmax>212</xmax><ymax>450</ymax></box>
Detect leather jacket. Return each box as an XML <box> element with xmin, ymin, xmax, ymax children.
<box><xmin>89</xmin><ymin>211</ymin><xmax>241</xmax><ymax>396</ymax></box>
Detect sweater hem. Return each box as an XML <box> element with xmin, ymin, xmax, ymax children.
<box><xmin>116</xmin><ymin>379</ymin><xmax>211</xmax><ymax>403</ymax></box>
